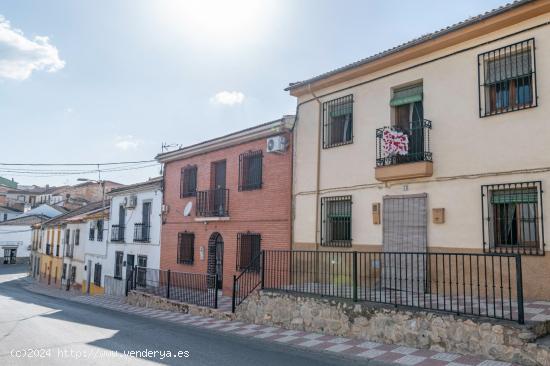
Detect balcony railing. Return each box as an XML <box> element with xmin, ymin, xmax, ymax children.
<box><xmin>45</xmin><ymin>244</ymin><xmax>51</xmax><ymax>255</ymax></box>
<box><xmin>111</xmin><ymin>225</ymin><xmax>125</xmax><ymax>242</ymax></box>
<box><xmin>196</xmin><ymin>189</ymin><xmax>229</xmax><ymax>217</ymax></box>
<box><xmin>376</xmin><ymin>119</ymin><xmax>432</xmax><ymax>167</ymax></box>
<box><xmin>134</xmin><ymin>223</ymin><xmax>151</xmax><ymax>243</ymax></box>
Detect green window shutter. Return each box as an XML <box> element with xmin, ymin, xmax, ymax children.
<box><xmin>390</xmin><ymin>85</ymin><xmax>423</xmax><ymax>107</ymax></box>
<box><xmin>491</xmin><ymin>189</ymin><xmax>538</xmax><ymax>204</ymax></box>
<box><xmin>329</xmin><ymin>104</ymin><xmax>353</xmax><ymax>118</ymax></box>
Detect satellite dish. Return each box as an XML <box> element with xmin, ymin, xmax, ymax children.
<box><xmin>183</xmin><ymin>202</ymin><xmax>193</xmax><ymax>216</ymax></box>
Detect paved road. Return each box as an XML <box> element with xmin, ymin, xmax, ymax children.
<box><xmin>0</xmin><ymin>264</ymin><xmax>381</xmax><ymax>366</ymax></box>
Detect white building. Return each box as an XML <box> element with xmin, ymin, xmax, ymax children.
<box><xmin>61</xmin><ymin>201</ymin><xmax>108</xmax><ymax>293</ymax></box>
<box><xmin>1</xmin><ymin>204</ymin><xmax>66</xmax><ymax>265</ymax></box>
<box><xmin>83</xmin><ymin>178</ymin><xmax>162</xmax><ymax>295</ymax></box>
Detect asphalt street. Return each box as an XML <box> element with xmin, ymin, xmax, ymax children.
<box><xmin>0</xmin><ymin>263</ymin><xmax>385</xmax><ymax>366</ymax></box>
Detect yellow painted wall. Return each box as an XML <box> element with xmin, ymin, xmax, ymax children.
<box><xmin>81</xmin><ymin>280</ymin><xmax>104</xmax><ymax>295</ymax></box>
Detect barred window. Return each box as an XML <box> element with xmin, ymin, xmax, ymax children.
<box><xmin>97</xmin><ymin>220</ymin><xmax>104</xmax><ymax>241</ymax></box>
<box><xmin>239</xmin><ymin>150</ymin><xmax>263</xmax><ymax>191</ymax></box>
<box><xmin>70</xmin><ymin>266</ymin><xmax>76</xmax><ymax>282</ymax></box>
<box><xmin>322</xmin><ymin>95</ymin><xmax>353</xmax><ymax>148</ymax></box>
<box><xmin>177</xmin><ymin>232</ymin><xmax>194</xmax><ymax>264</ymax></box>
<box><xmin>94</xmin><ymin>263</ymin><xmax>102</xmax><ymax>286</ymax></box>
<box><xmin>321</xmin><ymin>196</ymin><xmax>352</xmax><ymax>247</ymax></box>
<box><xmin>62</xmin><ymin>263</ymin><xmax>67</xmax><ymax>279</ymax></box>
<box><xmin>180</xmin><ymin>165</ymin><xmax>198</xmax><ymax>197</ymax></box>
<box><xmin>114</xmin><ymin>251</ymin><xmax>123</xmax><ymax>279</ymax></box>
<box><xmin>89</xmin><ymin>225</ymin><xmax>95</xmax><ymax>241</ymax></box>
<box><xmin>75</xmin><ymin>229</ymin><xmax>80</xmax><ymax>245</ymax></box>
<box><xmin>236</xmin><ymin>232</ymin><xmax>261</xmax><ymax>271</ymax></box>
<box><xmin>478</xmin><ymin>39</ymin><xmax>537</xmax><ymax>117</ymax></box>
<box><xmin>482</xmin><ymin>181</ymin><xmax>544</xmax><ymax>255</ymax></box>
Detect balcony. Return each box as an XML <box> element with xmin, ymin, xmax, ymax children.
<box><xmin>65</xmin><ymin>244</ymin><xmax>73</xmax><ymax>258</ymax></box>
<box><xmin>45</xmin><ymin>244</ymin><xmax>51</xmax><ymax>255</ymax></box>
<box><xmin>111</xmin><ymin>225</ymin><xmax>125</xmax><ymax>242</ymax></box>
<box><xmin>196</xmin><ymin>188</ymin><xmax>229</xmax><ymax>219</ymax></box>
<box><xmin>375</xmin><ymin>119</ymin><xmax>433</xmax><ymax>182</ymax></box>
<box><xmin>134</xmin><ymin>223</ymin><xmax>151</xmax><ymax>243</ymax></box>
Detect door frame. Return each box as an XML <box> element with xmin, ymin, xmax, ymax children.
<box><xmin>207</xmin><ymin>232</ymin><xmax>224</xmax><ymax>289</ymax></box>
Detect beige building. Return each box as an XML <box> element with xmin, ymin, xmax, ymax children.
<box><xmin>288</xmin><ymin>0</ymin><xmax>550</xmax><ymax>300</ymax></box>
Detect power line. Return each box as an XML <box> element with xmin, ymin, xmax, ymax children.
<box><xmin>0</xmin><ymin>159</ymin><xmax>157</xmax><ymax>166</ymax></box>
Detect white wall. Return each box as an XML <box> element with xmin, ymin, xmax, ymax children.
<box><xmin>0</xmin><ymin>225</ymin><xmax>32</xmax><ymax>258</ymax></box>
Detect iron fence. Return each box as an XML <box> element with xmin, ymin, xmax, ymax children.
<box><xmin>111</xmin><ymin>225</ymin><xmax>125</xmax><ymax>242</ymax></box>
<box><xmin>196</xmin><ymin>189</ymin><xmax>229</xmax><ymax>217</ymax></box>
<box><xmin>129</xmin><ymin>266</ymin><xmax>218</xmax><ymax>309</ymax></box>
<box><xmin>376</xmin><ymin>119</ymin><xmax>432</xmax><ymax>167</ymax></box>
<box><xmin>257</xmin><ymin>250</ymin><xmax>524</xmax><ymax>323</ymax></box>
<box><xmin>133</xmin><ymin>223</ymin><xmax>151</xmax><ymax>243</ymax></box>
<box><xmin>232</xmin><ymin>252</ymin><xmax>262</xmax><ymax>312</ymax></box>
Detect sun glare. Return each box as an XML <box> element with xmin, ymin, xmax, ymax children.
<box><xmin>155</xmin><ymin>0</ymin><xmax>277</xmax><ymax>47</ymax></box>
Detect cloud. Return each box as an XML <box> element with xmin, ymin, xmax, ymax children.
<box><xmin>0</xmin><ymin>15</ymin><xmax>65</xmax><ymax>80</ymax></box>
<box><xmin>210</xmin><ymin>91</ymin><xmax>245</xmax><ymax>106</ymax></box>
<box><xmin>114</xmin><ymin>135</ymin><xmax>142</xmax><ymax>151</ymax></box>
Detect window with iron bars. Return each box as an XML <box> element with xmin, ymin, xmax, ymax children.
<box><xmin>70</xmin><ymin>266</ymin><xmax>76</xmax><ymax>283</ymax></box>
<box><xmin>322</xmin><ymin>95</ymin><xmax>353</xmax><ymax>149</ymax></box>
<box><xmin>481</xmin><ymin>181</ymin><xmax>544</xmax><ymax>255</ymax></box>
<box><xmin>321</xmin><ymin>196</ymin><xmax>352</xmax><ymax>247</ymax></box>
<box><xmin>97</xmin><ymin>220</ymin><xmax>104</xmax><ymax>241</ymax></box>
<box><xmin>177</xmin><ymin>232</ymin><xmax>194</xmax><ymax>264</ymax></box>
<box><xmin>236</xmin><ymin>232</ymin><xmax>261</xmax><ymax>271</ymax></box>
<box><xmin>89</xmin><ymin>226</ymin><xmax>95</xmax><ymax>241</ymax></box>
<box><xmin>75</xmin><ymin>229</ymin><xmax>80</xmax><ymax>246</ymax></box>
<box><xmin>180</xmin><ymin>165</ymin><xmax>198</xmax><ymax>197</ymax></box>
<box><xmin>62</xmin><ymin>263</ymin><xmax>67</xmax><ymax>279</ymax></box>
<box><xmin>114</xmin><ymin>251</ymin><xmax>123</xmax><ymax>279</ymax></box>
<box><xmin>478</xmin><ymin>39</ymin><xmax>537</xmax><ymax>117</ymax></box>
<box><xmin>93</xmin><ymin>263</ymin><xmax>102</xmax><ymax>286</ymax></box>
<box><xmin>239</xmin><ymin>150</ymin><xmax>262</xmax><ymax>191</ymax></box>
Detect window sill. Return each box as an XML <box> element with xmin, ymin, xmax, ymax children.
<box><xmin>178</xmin><ymin>261</ymin><xmax>194</xmax><ymax>265</ymax></box>
<box><xmin>323</xmin><ymin>140</ymin><xmax>353</xmax><ymax>149</ymax></box>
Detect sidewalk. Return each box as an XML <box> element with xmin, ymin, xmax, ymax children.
<box><xmin>24</xmin><ymin>280</ymin><xmax>516</xmax><ymax>366</ymax></box>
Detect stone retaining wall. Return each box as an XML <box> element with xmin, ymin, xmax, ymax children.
<box><xmin>236</xmin><ymin>290</ymin><xmax>550</xmax><ymax>366</ymax></box>
<box><xmin>127</xmin><ymin>290</ymin><xmax>234</xmax><ymax>321</ymax></box>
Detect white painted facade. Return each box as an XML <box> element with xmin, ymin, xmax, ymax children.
<box><xmin>103</xmin><ymin>179</ymin><xmax>163</xmax><ymax>286</ymax></box>
<box><xmin>0</xmin><ymin>225</ymin><xmax>32</xmax><ymax>261</ymax></box>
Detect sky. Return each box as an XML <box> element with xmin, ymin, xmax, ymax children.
<box><xmin>0</xmin><ymin>0</ymin><xmax>508</xmax><ymax>187</ymax></box>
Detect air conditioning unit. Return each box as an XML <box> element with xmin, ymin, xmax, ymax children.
<box><xmin>266</xmin><ymin>135</ymin><xmax>287</xmax><ymax>153</ymax></box>
<box><xmin>126</xmin><ymin>195</ymin><xmax>137</xmax><ymax>209</ymax></box>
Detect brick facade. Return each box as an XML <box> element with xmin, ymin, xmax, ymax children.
<box><xmin>160</xmin><ymin>129</ymin><xmax>292</xmax><ymax>295</ymax></box>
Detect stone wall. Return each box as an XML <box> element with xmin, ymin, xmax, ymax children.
<box><xmin>236</xmin><ymin>290</ymin><xmax>550</xmax><ymax>366</ymax></box>
<box><xmin>127</xmin><ymin>291</ymin><xmax>234</xmax><ymax>321</ymax></box>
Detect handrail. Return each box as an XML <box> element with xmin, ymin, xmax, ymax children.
<box><xmin>232</xmin><ymin>251</ymin><xmax>263</xmax><ymax>313</ymax></box>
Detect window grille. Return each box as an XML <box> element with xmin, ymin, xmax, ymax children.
<box><xmin>180</xmin><ymin>165</ymin><xmax>198</xmax><ymax>197</ymax></box>
<box><xmin>177</xmin><ymin>232</ymin><xmax>195</xmax><ymax>264</ymax></box>
<box><xmin>322</xmin><ymin>95</ymin><xmax>353</xmax><ymax>148</ymax></box>
<box><xmin>239</xmin><ymin>150</ymin><xmax>263</xmax><ymax>191</ymax></box>
<box><xmin>321</xmin><ymin>196</ymin><xmax>352</xmax><ymax>247</ymax></box>
<box><xmin>236</xmin><ymin>232</ymin><xmax>261</xmax><ymax>271</ymax></box>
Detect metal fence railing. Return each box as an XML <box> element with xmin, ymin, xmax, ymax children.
<box><xmin>255</xmin><ymin>250</ymin><xmax>524</xmax><ymax>323</ymax></box>
<box><xmin>128</xmin><ymin>266</ymin><xmax>218</xmax><ymax>309</ymax></box>
<box><xmin>196</xmin><ymin>188</ymin><xmax>229</xmax><ymax>217</ymax></box>
<box><xmin>133</xmin><ymin>223</ymin><xmax>151</xmax><ymax>243</ymax></box>
<box><xmin>232</xmin><ymin>252</ymin><xmax>262</xmax><ymax>312</ymax></box>
<box><xmin>376</xmin><ymin>119</ymin><xmax>432</xmax><ymax>167</ymax></box>
<box><xmin>111</xmin><ymin>225</ymin><xmax>125</xmax><ymax>242</ymax></box>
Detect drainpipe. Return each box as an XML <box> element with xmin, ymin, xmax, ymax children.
<box><xmin>308</xmin><ymin>84</ymin><xmax>323</xmax><ymax>253</ymax></box>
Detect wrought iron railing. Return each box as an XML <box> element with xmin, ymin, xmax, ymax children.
<box><xmin>65</xmin><ymin>244</ymin><xmax>73</xmax><ymax>258</ymax></box>
<box><xmin>255</xmin><ymin>250</ymin><xmax>524</xmax><ymax>323</ymax></box>
<box><xmin>45</xmin><ymin>244</ymin><xmax>51</xmax><ymax>255</ymax></box>
<box><xmin>129</xmin><ymin>266</ymin><xmax>218</xmax><ymax>309</ymax></box>
<box><xmin>133</xmin><ymin>223</ymin><xmax>151</xmax><ymax>243</ymax></box>
<box><xmin>111</xmin><ymin>225</ymin><xmax>125</xmax><ymax>242</ymax></box>
<box><xmin>376</xmin><ymin>119</ymin><xmax>432</xmax><ymax>167</ymax></box>
<box><xmin>196</xmin><ymin>189</ymin><xmax>229</xmax><ymax>217</ymax></box>
<box><xmin>232</xmin><ymin>252</ymin><xmax>262</xmax><ymax>312</ymax></box>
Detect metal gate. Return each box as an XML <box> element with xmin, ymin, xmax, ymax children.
<box><xmin>382</xmin><ymin>193</ymin><xmax>427</xmax><ymax>293</ymax></box>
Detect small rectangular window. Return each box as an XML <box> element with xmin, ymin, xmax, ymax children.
<box><xmin>89</xmin><ymin>225</ymin><xmax>95</xmax><ymax>241</ymax></box>
<box><xmin>321</xmin><ymin>196</ymin><xmax>352</xmax><ymax>247</ymax></box>
<box><xmin>478</xmin><ymin>39</ymin><xmax>537</xmax><ymax>117</ymax></box>
<box><xmin>239</xmin><ymin>150</ymin><xmax>263</xmax><ymax>191</ymax></box>
<box><xmin>482</xmin><ymin>181</ymin><xmax>544</xmax><ymax>255</ymax></box>
<box><xmin>97</xmin><ymin>220</ymin><xmax>104</xmax><ymax>241</ymax></box>
<box><xmin>62</xmin><ymin>263</ymin><xmax>67</xmax><ymax>279</ymax></box>
<box><xmin>180</xmin><ymin>165</ymin><xmax>198</xmax><ymax>197</ymax></box>
<box><xmin>75</xmin><ymin>229</ymin><xmax>80</xmax><ymax>245</ymax></box>
<box><xmin>177</xmin><ymin>232</ymin><xmax>194</xmax><ymax>264</ymax></box>
<box><xmin>114</xmin><ymin>251</ymin><xmax>123</xmax><ymax>279</ymax></box>
<box><xmin>322</xmin><ymin>95</ymin><xmax>353</xmax><ymax>148</ymax></box>
<box><xmin>236</xmin><ymin>232</ymin><xmax>261</xmax><ymax>271</ymax></box>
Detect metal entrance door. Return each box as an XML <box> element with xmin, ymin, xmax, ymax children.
<box><xmin>208</xmin><ymin>233</ymin><xmax>224</xmax><ymax>289</ymax></box>
<box><xmin>382</xmin><ymin>194</ymin><xmax>428</xmax><ymax>293</ymax></box>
